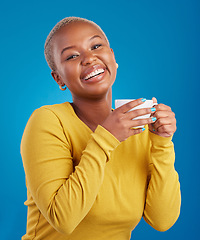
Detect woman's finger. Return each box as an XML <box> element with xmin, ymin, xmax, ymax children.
<box><xmin>156</xmin><ymin>124</ymin><xmax>177</xmax><ymax>134</ymax></box>
<box><xmin>125</xmin><ymin>107</ymin><xmax>154</xmax><ymax>120</ymax></box>
<box><xmin>153</xmin><ymin>116</ymin><xmax>176</xmax><ymax>129</ymax></box>
<box><xmin>152</xmin><ymin>97</ymin><xmax>157</xmax><ymax>104</ymax></box>
<box><xmin>155</xmin><ymin>103</ymin><xmax>172</xmax><ymax>112</ymax></box>
<box><xmin>152</xmin><ymin>109</ymin><xmax>175</xmax><ymax>119</ymax></box>
<box><xmin>128</xmin><ymin>116</ymin><xmax>157</xmax><ymax>129</ymax></box>
<box><xmin>116</xmin><ymin>98</ymin><xmax>146</xmax><ymax>114</ymax></box>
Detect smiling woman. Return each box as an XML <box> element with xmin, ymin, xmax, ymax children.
<box><xmin>49</xmin><ymin>20</ymin><xmax>117</xmax><ymax>102</ymax></box>
<box><xmin>21</xmin><ymin>16</ymin><xmax>181</xmax><ymax>240</ymax></box>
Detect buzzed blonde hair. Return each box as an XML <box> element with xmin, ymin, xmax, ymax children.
<box><xmin>44</xmin><ymin>17</ymin><xmax>109</xmax><ymax>71</ymax></box>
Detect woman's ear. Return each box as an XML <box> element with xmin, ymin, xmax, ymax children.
<box><xmin>51</xmin><ymin>71</ymin><xmax>64</xmax><ymax>86</ymax></box>
<box><xmin>110</xmin><ymin>48</ymin><xmax>118</xmax><ymax>68</ymax></box>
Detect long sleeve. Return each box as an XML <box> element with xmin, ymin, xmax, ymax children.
<box><xmin>143</xmin><ymin>131</ymin><xmax>181</xmax><ymax>231</ymax></box>
<box><xmin>21</xmin><ymin>107</ymin><xmax>120</xmax><ymax>235</ymax></box>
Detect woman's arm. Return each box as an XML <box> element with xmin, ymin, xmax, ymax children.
<box><xmin>21</xmin><ymin>107</ymin><xmax>119</xmax><ymax>235</ymax></box>
<box><xmin>143</xmin><ymin>102</ymin><xmax>181</xmax><ymax>231</ymax></box>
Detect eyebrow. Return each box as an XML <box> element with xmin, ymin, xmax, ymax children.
<box><xmin>89</xmin><ymin>35</ymin><xmax>102</xmax><ymax>41</ymax></box>
<box><xmin>61</xmin><ymin>46</ymin><xmax>75</xmax><ymax>55</ymax></box>
<box><xmin>61</xmin><ymin>35</ymin><xmax>102</xmax><ymax>55</ymax></box>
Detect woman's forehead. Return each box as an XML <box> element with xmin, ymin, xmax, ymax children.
<box><xmin>53</xmin><ymin>21</ymin><xmax>108</xmax><ymax>47</ymax></box>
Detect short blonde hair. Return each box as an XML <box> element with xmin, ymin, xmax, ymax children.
<box><xmin>44</xmin><ymin>17</ymin><xmax>109</xmax><ymax>71</ymax></box>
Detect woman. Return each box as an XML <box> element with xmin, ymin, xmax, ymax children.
<box><xmin>21</xmin><ymin>17</ymin><xmax>181</xmax><ymax>240</ymax></box>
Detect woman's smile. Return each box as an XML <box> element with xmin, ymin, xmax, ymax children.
<box><xmin>81</xmin><ymin>64</ymin><xmax>107</xmax><ymax>83</ymax></box>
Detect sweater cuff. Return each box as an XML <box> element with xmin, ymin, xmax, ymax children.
<box><xmin>91</xmin><ymin>125</ymin><xmax>120</xmax><ymax>159</ymax></box>
<box><xmin>149</xmin><ymin>130</ymin><xmax>173</xmax><ymax>147</ymax></box>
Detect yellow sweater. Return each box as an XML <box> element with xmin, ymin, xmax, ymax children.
<box><xmin>21</xmin><ymin>102</ymin><xmax>181</xmax><ymax>240</ymax></box>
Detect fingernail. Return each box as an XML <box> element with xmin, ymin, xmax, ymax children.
<box><xmin>152</xmin><ymin>117</ymin><xmax>157</xmax><ymax>122</ymax></box>
<box><xmin>141</xmin><ymin>98</ymin><xmax>146</xmax><ymax>102</ymax></box>
<box><xmin>142</xmin><ymin>127</ymin><xmax>145</xmax><ymax>131</ymax></box>
<box><xmin>151</xmin><ymin>107</ymin><xmax>156</xmax><ymax>112</ymax></box>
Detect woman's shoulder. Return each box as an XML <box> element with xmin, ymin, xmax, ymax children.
<box><xmin>32</xmin><ymin>102</ymin><xmax>73</xmax><ymax>118</ymax></box>
<box><xmin>37</xmin><ymin>102</ymin><xmax>71</xmax><ymax>113</ymax></box>
<box><xmin>26</xmin><ymin>102</ymin><xmax>75</xmax><ymax>128</ymax></box>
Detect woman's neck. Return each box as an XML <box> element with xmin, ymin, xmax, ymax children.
<box><xmin>71</xmin><ymin>90</ymin><xmax>112</xmax><ymax>132</ymax></box>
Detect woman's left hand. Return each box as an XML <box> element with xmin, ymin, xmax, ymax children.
<box><xmin>149</xmin><ymin>97</ymin><xmax>177</xmax><ymax>137</ymax></box>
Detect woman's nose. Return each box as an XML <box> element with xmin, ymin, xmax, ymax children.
<box><xmin>81</xmin><ymin>51</ymin><xmax>96</xmax><ymax>66</ymax></box>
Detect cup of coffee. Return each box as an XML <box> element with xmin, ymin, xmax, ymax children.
<box><xmin>115</xmin><ymin>99</ymin><xmax>157</xmax><ymax>128</ymax></box>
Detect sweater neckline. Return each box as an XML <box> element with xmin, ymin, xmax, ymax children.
<box><xmin>65</xmin><ymin>102</ymin><xmax>93</xmax><ymax>133</ymax></box>
<box><xmin>64</xmin><ymin>102</ymin><xmax>114</xmax><ymax>133</ymax></box>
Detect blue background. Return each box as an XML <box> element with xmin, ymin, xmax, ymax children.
<box><xmin>1</xmin><ymin>0</ymin><xmax>199</xmax><ymax>239</ymax></box>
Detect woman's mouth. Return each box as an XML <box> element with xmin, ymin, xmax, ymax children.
<box><xmin>81</xmin><ymin>64</ymin><xmax>107</xmax><ymax>83</ymax></box>
<box><xmin>84</xmin><ymin>68</ymin><xmax>105</xmax><ymax>81</ymax></box>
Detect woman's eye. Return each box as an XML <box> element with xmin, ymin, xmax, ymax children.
<box><xmin>66</xmin><ymin>54</ymin><xmax>79</xmax><ymax>61</ymax></box>
<box><xmin>91</xmin><ymin>44</ymin><xmax>102</xmax><ymax>50</ymax></box>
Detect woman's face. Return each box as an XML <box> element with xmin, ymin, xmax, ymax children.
<box><xmin>52</xmin><ymin>21</ymin><xmax>117</xmax><ymax>100</ymax></box>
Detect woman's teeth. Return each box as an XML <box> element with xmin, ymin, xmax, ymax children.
<box><xmin>84</xmin><ymin>68</ymin><xmax>104</xmax><ymax>80</ymax></box>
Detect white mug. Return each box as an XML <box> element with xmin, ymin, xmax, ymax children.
<box><xmin>115</xmin><ymin>99</ymin><xmax>157</xmax><ymax>128</ymax></box>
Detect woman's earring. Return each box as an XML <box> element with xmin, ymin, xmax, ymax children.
<box><xmin>59</xmin><ymin>85</ymin><xmax>67</xmax><ymax>91</ymax></box>
<box><xmin>116</xmin><ymin>63</ymin><xmax>119</xmax><ymax>69</ymax></box>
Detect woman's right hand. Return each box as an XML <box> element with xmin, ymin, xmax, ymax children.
<box><xmin>102</xmin><ymin>98</ymin><xmax>156</xmax><ymax>142</ymax></box>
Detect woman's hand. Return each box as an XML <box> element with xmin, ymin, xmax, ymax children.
<box><xmin>149</xmin><ymin>97</ymin><xmax>177</xmax><ymax>137</ymax></box>
<box><xmin>102</xmin><ymin>98</ymin><xmax>156</xmax><ymax>142</ymax></box>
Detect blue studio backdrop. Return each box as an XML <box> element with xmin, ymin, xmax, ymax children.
<box><xmin>1</xmin><ymin>0</ymin><xmax>199</xmax><ymax>239</ymax></box>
